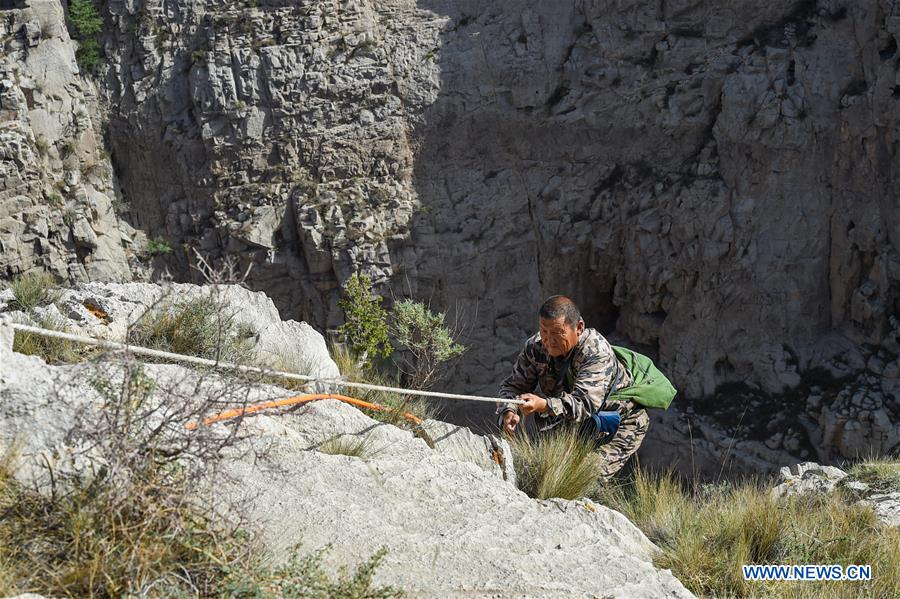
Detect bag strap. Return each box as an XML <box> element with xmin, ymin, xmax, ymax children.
<box><xmin>601</xmin><ymin>361</ymin><xmax>625</xmax><ymax>412</ymax></box>
<box><xmin>554</xmin><ymin>352</ymin><xmax>625</xmax><ymax>417</ymax></box>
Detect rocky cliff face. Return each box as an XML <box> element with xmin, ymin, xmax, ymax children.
<box><xmin>100</xmin><ymin>0</ymin><xmax>435</xmax><ymax>324</ymax></box>
<box><xmin>2</xmin><ymin>0</ymin><xmax>899</xmax><ymax>473</ymax></box>
<box><xmin>0</xmin><ymin>0</ymin><xmax>136</xmax><ymax>282</ymax></box>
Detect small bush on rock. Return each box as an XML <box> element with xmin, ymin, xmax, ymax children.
<box><xmin>389</xmin><ymin>299</ymin><xmax>465</xmax><ymax>391</ymax></box>
<box><xmin>143</xmin><ymin>236</ymin><xmax>174</xmax><ymax>258</ymax></box>
<box><xmin>128</xmin><ymin>295</ymin><xmax>256</xmax><ymax>363</ymax></box>
<box><xmin>67</xmin><ymin>0</ymin><xmax>104</xmax><ymax>75</ymax></box>
<box><xmin>8</xmin><ymin>271</ymin><xmax>59</xmax><ymax>312</ymax></box>
<box><xmin>221</xmin><ymin>546</ymin><xmax>403</xmax><ymax>599</ymax></box>
<box><xmin>334</xmin><ymin>277</ymin><xmax>466</xmax><ymax>427</ymax></box>
<box><xmin>337</xmin><ymin>273</ymin><xmax>392</xmax><ymax>366</ymax></box>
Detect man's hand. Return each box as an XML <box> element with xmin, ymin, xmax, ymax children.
<box><xmin>502</xmin><ymin>410</ymin><xmax>520</xmax><ymax>434</ymax></box>
<box><xmin>518</xmin><ymin>393</ymin><xmax>548</xmax><ymax>417</ymax></box>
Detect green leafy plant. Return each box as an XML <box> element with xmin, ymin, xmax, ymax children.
<box><xmin>143</xmin><ymin>236</ymin><xmax>173</xmax><ymax>258</ymax></box>
<box><xmin>67</xmin><ymin>0</ymin><xmax>104</xmax><ymax>75</ymax></box>
<box><xmin>389</xmin><ymin>299</ymin><xmax>465</xmax><ymax>391</ymax></box>
<box><xmin>337</xmin><ymin>274</ymin><xmax>392</xmax><ymax>365</ymax></box>
<box><xmin>508</xmin><ymin>427</ymin><xmax>601</xmax><ymax>500</ymax></box>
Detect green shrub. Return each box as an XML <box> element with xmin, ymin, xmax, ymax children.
<box><xmin>69</xmin><ymin>0</ymin><xmax>103</xmax><ymax>36</ymax></box>
<box><xmin>143</xmin><ymin>236</ymin><xmax>173</xmax><ymax>258</ymax></box>
<box><xmin>8</xmin><ymin>271</ymin><xmax>59</xmax><ymax>312</ymax></box>
<box><xmin>221</xmin><ymin>546</ymin><xmax>403</xmax><ymax>599</ymax></box>
<box><xmin>389</xmin><ymin>299</ymin><xmax>465</xmax><ymax>391</ymax></box>
<box><xmin>337</xmin><ymin>274</ymin><xmax>391</xmax><ymax>365</ymax></box>
<box><xmin>127</xmin><ymin>295</ymin><xmax>256</xmax><ymax>363</ymax></box>
<box><xmin>593</xmin><ymin>466</ymin><xmax>900</xmax><ymax>598</ymax></box>
<box><xmin>67</xmin><ymin>0</ymin><xmax>104</xmax><ymax>74</ymax></box>
<box><xmin>508</xmin><ymin>427</ymin><xmax>601</xmax><ymax>500</ymax></box>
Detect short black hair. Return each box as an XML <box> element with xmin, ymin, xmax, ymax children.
<box><xmin>539</xmin><ymin>295</ymin><xmax>582</xmax><ymax>328</ymax></box>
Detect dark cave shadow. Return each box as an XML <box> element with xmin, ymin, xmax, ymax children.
<box><xmin>408</xmin><ymin>1</ymin><xmax>627</xmax><ymax>430</ymax></box>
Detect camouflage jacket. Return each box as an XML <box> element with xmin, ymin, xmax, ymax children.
<box><xmin>497</xmin><ymin>328</ymin><xmax>634</xmax><ymax>430</ymax></box>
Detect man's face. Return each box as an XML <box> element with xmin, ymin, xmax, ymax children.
<box><xmin>539</xmin><ymin>316</ymin><xmax>584</xmax><ymax>358</ymax></box>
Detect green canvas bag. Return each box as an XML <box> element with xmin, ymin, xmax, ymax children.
<box><xmin>609</xmin><ymin>345</ymin><xmax>677</xmax><ymax>410</ymax></box>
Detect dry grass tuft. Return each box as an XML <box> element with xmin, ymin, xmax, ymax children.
<box><xmin>12</xmin><ymin>314</ymin><xmax>87</xmax><ymax>364</ymax></box>
<box><xmin>8</xmin><ymin>271</ymin><xmax>59</xmax><ymax>312</ymax></box>
<box><xmin>507</xmin><ymin>427</ymin><xmax>601</xmax><ymax>500</ymax></box>
<box><xmin>128</xmin><ymin>295</ymin><xmax>256</xmax><ymax>363</ymax></box>
<box><xmin>593</xmin><ymin>465</ymin><xmax>900</xmax><ymax>598</ymax></box>
<box><xmin>318</xmin><ymin>434</ymin><xmax>372</xmax><ymax>459</ymax></box>
<box><xmin>847</xmin><ymin>457</ymin><xmax>900</xmax><ymax>493</ymax></box>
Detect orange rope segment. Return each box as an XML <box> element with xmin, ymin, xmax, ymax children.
<box><xmin>185</xmin><ymin>393</ymin><xmax>423</xmax><ymax>430</ymax></box>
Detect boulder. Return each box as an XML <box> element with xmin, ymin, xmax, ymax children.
<box><xmin>859</xmin><ymin>493</ymin><xmax>900</xmax><ymax>528</ymax></box>
<box><xmin>26</xmin><ymin>282</ymin><xmax>341</xmax><ymax>379</ymax></box>
<box><xmin>419</xmin><ymin>418</ymin><xmax>516</xmax><ymax>484</ymax></box>
<box><xmin>772</xmin><ymin>462</ymin><xmax>848</xmax><ymax>498</ymax></box>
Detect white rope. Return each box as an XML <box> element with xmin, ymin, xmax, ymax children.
<box><xmin>6</xmin><ymin>322</ymin><xmax>524</xmax><ymax>406</ymax></box>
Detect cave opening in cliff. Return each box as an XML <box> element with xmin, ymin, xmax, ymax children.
<box><xmin>576</xmin><ymin>287</ymin><xmax>619</xmax><ymax>336</ymax></box>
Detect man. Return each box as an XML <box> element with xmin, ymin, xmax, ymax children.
<box><xmin>497</xmin><ymin>295</ymin><xmax>649</xmax><ymax>479</ymax></box>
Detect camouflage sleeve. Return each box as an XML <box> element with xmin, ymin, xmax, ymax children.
<box><xmin>496</xmin><ymin>339</ymin><xmax>540</xmax><ymax>420</ymax></box>
<box><xmin>545</xmin><ymin>336</ymin><xmax>629</xmax><ymax>422</ymax></box>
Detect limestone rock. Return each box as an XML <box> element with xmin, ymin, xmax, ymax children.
<box><xmin>860</xmin><ymin>492</ymin><xmax>900</xmax><ymax>527</ymax></box>
<box><xmin>772</xmin><ymin>462</ymin><xmax>848</xmax><ymax>498</ymax></box>
<box><xmin>15</xmin><ymin>281</ymin><xmax>342</xmax><ymax>380</ymax></box>
<box><xmin>0</xmin><ymin>0</ymin><xmax>134</xmax><ymax>282</ymax></box>
<box><xmin>420</xmin><ymin>418</ymin><xmax>516</xmax><ymax>484</ymax></box>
